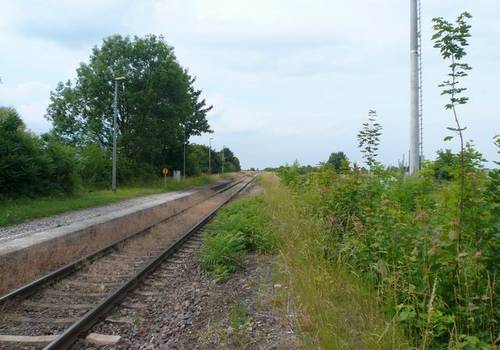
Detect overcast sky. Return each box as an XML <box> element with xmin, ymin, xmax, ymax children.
<box><xmin>0</xmin><ymin>0</ymin><xmax>498</xmax><ymax>169</ymax></box>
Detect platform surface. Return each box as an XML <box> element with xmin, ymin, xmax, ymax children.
<box><xmin>0</xmin><ymin>189</ymin><xmax>196</xmax><ymax>250</ymax></box>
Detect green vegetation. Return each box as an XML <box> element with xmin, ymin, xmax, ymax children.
<box><xmin>263</xmin><ymin>173</ymin><xmax>408</xmax><ymax>349</ymax></box>
<box><xmin>199</xmin><ymin>196</ymin><xmax>275</xmax><ymax>281</ymax></box>
<box><xmin>432</xmin><ymin>12</ymin><xmax>473</xmax><ymax>263</ymax></box>
<box><xmin>262</xmin><ymin>15</ymin><xmax>496</xmax><ymax>348</ymax></box>
<box><xmin>186</xmin><ymin>144</ymin><xmax>241</xmax><ymax>176</ymax></box>
<box><xmin>47</xmin><ymin>34</ymin><xmax>212</xmax><ymax>172</ymax></box>
<box><xmin>200</xmin><ymin>143</ymin><xmax>497</xmax><ymax>349</ymax></box>
<box><xmin>357</xmin><ymin>109</ymin><xmax>382</xmax><ymax>170</ymax></box>
<box><xmin>326</xmin><ymin>151</ymin><xmax>349</xmax><ymax>172</ymax></box>
<box><xmin>277</xmin><ymin>154</ymin><xmax>498</xmax><ymax>349</ymax></box>
<box><xmin>230</xmin><ymin>301</ymin><xmax>249</xmax><ymax>330</ymax></box>
<box><xmin>0</xmin><ymin>175</ymin><xmax>213</xmax><ymax>227</ymax></box>
<box><xmin>44</xmin><ymin>34</ymin><xmax>239</xmax><ymax>178</ymax></box>
<box><xmin>0</xmin><ymin>107</ymin><xmax>78</xmax><ymax>197</ymax></box>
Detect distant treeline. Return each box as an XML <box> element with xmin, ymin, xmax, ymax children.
<box><xmin>264</xmin><ymin>149</ymin><xmax>491</xmax><ymax>181</ymax></box>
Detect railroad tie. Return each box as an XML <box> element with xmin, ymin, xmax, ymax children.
<box><xmin>0</xmin><ymin>335</ymin><xmax>58</xmax><ymax>345</ymax></box>
<box><xmin>133</xmin><ymin>290</ymin><xmax>160</xmax><ymax>297</ymax></box>
<box><xmin>105</xmin><ymin>317</ymin><xmax>136</xmax><ymax>325</ymax></box>
<box><xmin>85</xmin><ymin>333</ymin><xmax>121</xmax><ymax>345</ymax></box>
<box><xmin>3</xmin><ymin>314</ymin><xmax>76</xmax><ymax>324</ymax></box>
<box><xmin>122</xmin><ymin>302</ymin><xmax>148</xmax><ymax>310</ymax></box>
<box><xmin>23</xmin><ymin>301</ymin><xmax>92</xmax><ymax>310</ymax></box>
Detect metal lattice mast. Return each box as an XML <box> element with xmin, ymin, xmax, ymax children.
<box><xmin>417</xmin><ymin>0</ymin><xmax>424</xmax><ymax>166</ymax></box>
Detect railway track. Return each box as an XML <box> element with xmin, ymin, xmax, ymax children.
<box><xmin>0</xmin><ymin>175</ymin><xmax>255</xmax><ymax>350</ymax></box>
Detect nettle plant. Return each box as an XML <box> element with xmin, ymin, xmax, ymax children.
<box><xmin>432</xmin><ymin>12</ymin><xmax>472</xmax><ymax>238</ymax></box>
<box><xmin>357</xmin><ymin>109</ymin><xmax>382</xmax><ymax>171</ymax></box>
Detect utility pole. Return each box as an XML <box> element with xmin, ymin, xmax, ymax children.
<box><xmin>409</xmin><ymin>0</ymin><xmax>420</xmax><ymax>175</ymax></box>
<box><xmin>208</xmin><ymin>137</ymin><xmax>213</xmax><ymax>174</ymax></box>
<box><xmin>112</xmin><ymin>76</ymin><xmax>125</xmax><ymax>192</ymax></box>
<box><xmin>183</xmin><ymin>126</ymin><xmax>186</xmax><ymax>180</ymax></box>
<box><xmin>221</xmin><ymin>145</ymin><xmax>225</xmax><ymax>174</ymax></box>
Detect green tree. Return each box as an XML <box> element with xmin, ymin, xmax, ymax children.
<box><xmin>432</xmin><ymin>12</ymin><xmax>472</xmax><ymax>240</ymax></box>
<box><xmin>357</xmin><ymin>109</ymin><xmax>382</xmax><ymax>170</ymax></box>
<box><xmin>46</xmin><ymin>34</ymin><xmax>212</xmax><ymax>171</ymax></box>
<box><xmin>326</xmin><ymin>151</ymin><xmax>348</xmax><ymax>172</ymax></box>
<box><xmin>185</xmin><ymin>143</ymin><xmax>211</xmax><ymax>176</ymax></box>
<box><xmin>220</xmin><ymin>147</ymin><xmax>241</xmax><ymax>173</ymax></box>
<box><xmin>175</xmin><ymin>143</ymin><xmax>241</xmax><ymax>176</ymax></box>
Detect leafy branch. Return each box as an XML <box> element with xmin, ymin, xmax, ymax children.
<box><xmin>357</xmin><ymin>109</ymin><xmax>382</xmax><ymax>171</ymax></box>
<box><xmin>432</xmin><ymin>12</ymin><xmax>472</xmax><ymax>243</ymax></box>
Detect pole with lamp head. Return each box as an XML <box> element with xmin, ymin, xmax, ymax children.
<box><xmin>208</xmin><ymin>137</ymin><xmax>213</xmax><ymax>174</ymax></box>
<box><xmin>112</xmin><ymin>76</ymin><xmax>126</xmax><ymax>192</ymax></box>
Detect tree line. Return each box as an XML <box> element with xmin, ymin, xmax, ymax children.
<box><xmin>0</xmin><ymin>35</ymin><xmax>240</xmax><ymax>198</ymax></box>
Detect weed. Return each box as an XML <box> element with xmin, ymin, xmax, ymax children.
<box><xmin>199</xmin><ymin>196</ymin><xmax>275</xmax><ymax>281</ymax></box>
<box><xmin>230</xmin><ymin>302</ymin><xmax>249</xmax><ymax>330</ymax></box>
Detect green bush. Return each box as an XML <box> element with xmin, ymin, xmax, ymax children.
<box><xmin>0</xmin><ymin>107</ymin><xmax>78</xmax><ymax>197</ymax></box>
<box><xmin>40</xmin><ymin>135</ymin><xmax>79</xmax><ymax>194</ymax></box>
<box><xmin>199</xmin><ymin>196</ymin><xmax>275</xmax><ymax>281</ymax></box>
<box><xmin>77</xmin><ymin>144</ymin><xmax>160</xmax><ymax>189</ymax></box>
<box><xmin>116</xmin><ymin>157</ymin><xmax>158</xmax><ymax>186</ymax></box>
<box><xmin>199</xmin><ymin>231</ymin><xmax>246</xmax><ymax>282</ymax></box>
<box><xmin>76</xmin><ymin>144</ymin><xmax>111</xmax><ymax>188</ymax></box>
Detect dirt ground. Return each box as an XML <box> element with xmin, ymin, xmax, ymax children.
<box><xmin>175</xmin><ymin>254</ymin><xmax>298</xmax><ymax>350</ymax></box>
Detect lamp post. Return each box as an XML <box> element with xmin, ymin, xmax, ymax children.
<box><xmin>208</xmin><ymin>137</ymin><xmax>213</xmax><ymax>174</ymax></box>
<box><xmin>221</xmin><ymin>145</ymin><xmax>225</xmax><ymax>174</ymax></box>
<box><xmin>183</xmin><ymin>125</ymin><xmax>186</xmax><ymax>180</ymax></box>
<box><xmin>112</xmin><ymin>76</ymin><xmax>126</xmax><ymax>192</ymax></box>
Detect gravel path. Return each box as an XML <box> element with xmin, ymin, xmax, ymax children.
<box><xmin>0</xmin><ymin>189</ymin><xmax>198</xmax><ymax>245</ymax></box>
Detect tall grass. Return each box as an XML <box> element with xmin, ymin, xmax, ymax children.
<box><xmin>261</xmin><ymin>173</ymin><xmax>410</xmax><ymax>349</ymax></box>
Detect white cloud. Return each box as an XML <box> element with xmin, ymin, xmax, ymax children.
<box><xmin>0</xmin><ymin>82</ymin><xmax>52</xmax><ymax>132</ymax></box>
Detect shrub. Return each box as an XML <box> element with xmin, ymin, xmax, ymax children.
<box><xmin>40</xmin><ymin>135</ymin><xmax>79</xmax><ymax>194</ymax></box>
<box><xmin>199</xmin><ymin>196</ymin><xmax>275</xmax><ymax>281</ymax></box>
<box><xmin>0</xmin><ymin>107</ymin><xmax>78</xmax><ymax>197</ymax></box>
<box><xmin>199</xmin><ymin>231</ymin><xmax>246</xmax><ymax>282</ymax></box>
<box><xmin>76</xmin><ymin>144</ymin><xmax>111</xmax><ymax>188</ymax></box>
<box><xmin>77</xmin><ymin>144</ymin><xmax>159</xmax><ymax>188</ymax></box>
<box><xmin>116</xmin><ymin>157</ymin><xmax>158</xmax><ymax>186</ymax></box>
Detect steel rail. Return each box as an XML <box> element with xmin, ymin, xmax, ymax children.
<box><xmin>43</xmin><ymin>175</ymin><xmax>255</xmax><ymax>350</ymax></box>
<box><xmin>0</xmin><ymin>179</ymin><xmax>242</xmax><ymax>304</ymax></box>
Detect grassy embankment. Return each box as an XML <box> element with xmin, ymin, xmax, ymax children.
<box><xmin>200</xmin><ymin>173</ymin><xmax>408</xmax><ymax>349</ymax></box>
<box><xmin>0</xmin><ymin>175</ymin><xmax>218</xmax><ymax>227</ymax></box>
<box><xmin>201</xmin><ymin>165</ymin><xmax>498</xmax><ymax>349</ymax></box>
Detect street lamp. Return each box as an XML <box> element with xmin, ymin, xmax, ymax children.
<box><xmin>112</xmin><ymin>76</ymin><xmax>125</xmax><ymax>192</ymax></box>
<box><xmin>183</xmin><ymin>125</ymin><xmax>186</xmax><ymax>180</ymax></box>
<box><xmin>208</xmin><ymin>137</ymin><xmax>214</xmax><ymax>174</ymax></box>
<box><xmin>221</xmin><ymin>144</ymin><xmax>225</xmax><ymax>174</ymax></box>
